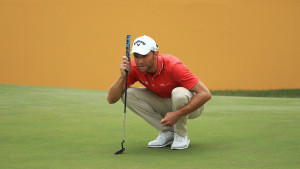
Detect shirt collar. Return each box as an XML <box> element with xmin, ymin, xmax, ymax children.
<box><xmin>152</xmin><ymin>55</ymin><xmax>164</xmax><ymax>77</ymax></box>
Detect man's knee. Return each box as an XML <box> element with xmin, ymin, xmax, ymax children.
<box><xmin>172</xmin><ymin>87</ymin><xmax>193</xmax><ymax>110</ymax></box>
<box><xmin>172</xmin><ymin>87</ymin><xmax>192</xmax><ymax>102</ymax></box>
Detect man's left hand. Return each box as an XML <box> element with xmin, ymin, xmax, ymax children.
<box><xmin>161</xmin><ymin>112</ymin><xmax>180</xmax><ymax>127</ymax></box>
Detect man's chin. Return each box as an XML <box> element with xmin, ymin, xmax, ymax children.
<box><xmin>138</xmin><ymin>67</ymin><xmax>147</xmax><ymax>73</ymax></box>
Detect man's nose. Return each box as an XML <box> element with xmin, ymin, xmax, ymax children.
<box><xmin>136</xmin><ymin>58</ymin><xmax>144</xmax><ymax>64</ymax></box>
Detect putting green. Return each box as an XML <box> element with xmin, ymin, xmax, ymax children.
<box><xmin>0</xmin><ymin>84</ymin><xmax>299</xmax><ymax>169</ymax></box>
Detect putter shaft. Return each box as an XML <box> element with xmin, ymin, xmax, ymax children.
<box><xmin>115</xmin><ymin>35</ymin><xmax>131</xmax><ymax>155</ymax></box>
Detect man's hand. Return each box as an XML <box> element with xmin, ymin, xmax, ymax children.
<box><xmin>107</xmin><ymin>56</ymin><xmax>131</xmax><ymax>104</ymax></box>
<box><xmin>161</xmin><ymin>112</ymin><xmax>181</xmax><ymax>127</ymax></box>
<box><xmin>120</xmin><ymin>56</ymin><xmax>131</xmax><ymax>77</ymax></box>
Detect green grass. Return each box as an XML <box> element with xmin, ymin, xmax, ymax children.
<box><xmin>0</xmin><ymin>84</ymin><xmax>300</xmax><ymax>169</ymax></box>
<box><xmin>211</xmin><ymin>89</ymin><xmax>300</xmax><ymax>98</ymax></box>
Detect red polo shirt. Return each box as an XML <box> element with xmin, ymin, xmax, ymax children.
<box><xmin>127</xmin><ymin>54</ymin><xmax>199</xmax><ymax>98</ymax></box>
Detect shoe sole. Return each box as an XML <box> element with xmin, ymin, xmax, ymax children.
<box><xmin>171</xmin><ymin>139</ymin><xmax>190</xmax><ymax>150</ymax></box>
<box><xmin>148</xmin><ymin>140</ymin><xmax>173</xmax><ymax>148</ymax></box>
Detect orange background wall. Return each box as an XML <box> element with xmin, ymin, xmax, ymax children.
<box><xmin>1</xmin><ymin>0</ymin><xmax>299</xmax><ymax>90</ymax></box>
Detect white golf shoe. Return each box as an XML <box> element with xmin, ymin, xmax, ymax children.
<box><xmin>171</xmin><ymin>133</ymin><xmax>190</xmax><ymax>150</ymax></box>
<box><xmin>148</xmin><ymin>131</ymin><xmax>174</xmax><ymax>148</ymax></box>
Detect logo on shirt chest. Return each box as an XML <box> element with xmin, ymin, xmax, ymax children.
<box><xmin>139</xmin><ymin>78</ymin><xmax>149</xmax><ymax>85</ymax></box>
<box><xmin>140</xmin><ymin>77</ymin><xmax>172</xmax><ymax>87</ymax></box>
<box><xmin>159</xmin><ymin>82</ymin><xmax>171</xmax><ymax>87</ymax></box>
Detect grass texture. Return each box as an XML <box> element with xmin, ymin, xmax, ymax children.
<box><xmin>0</xmin><ymin>84</ymin><xmax>300</xmax><ymax>169</ymax></box>
<box><xmin>211</xmin><ymin>89</ymin><xmax>300</xmax><ymax>98</ymax></box>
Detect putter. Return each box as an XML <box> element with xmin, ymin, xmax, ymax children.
<box><xmin>115</xmin><ymin>35</ymin><xmax>131</xmax><ymax>155</ymax></box>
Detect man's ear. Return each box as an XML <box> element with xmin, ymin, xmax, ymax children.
<box><xmin>154</xmin><ymin>51</ymin><xmax>159</xmax><ymax>57</ymax></box>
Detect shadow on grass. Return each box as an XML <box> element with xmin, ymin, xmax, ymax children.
<box><xmin>119</xmin><ymin>141</ymin><xmax>220</xmax><ymax>156</ymax></box>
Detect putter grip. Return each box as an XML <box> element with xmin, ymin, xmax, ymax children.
<box><xmin>125</xmin><ymin>35</ymin><xmax>131</xmax><ymax>61</ymax></box>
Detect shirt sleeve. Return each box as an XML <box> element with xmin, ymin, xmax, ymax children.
<box><xmin>172</xmin><ymin>62</ymin><xmax>199</xmax><ymax>90</ymax></box>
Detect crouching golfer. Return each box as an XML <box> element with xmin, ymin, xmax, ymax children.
<box><xmin>107</xmin><ymin>35</ymin><xmax>212</xmax><ymax>150</ymax></box>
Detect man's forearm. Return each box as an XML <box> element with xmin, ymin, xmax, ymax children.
<box><xmin>175</xmin><ymin>92</ymin><xmax>211</xmax><ymax>117</ymax></box>
<box><xmin>161</xmin><ymin>91</ymin><xmax>211</xmax><ymax>127</ymax></box>
<box><xmin>107</xmin><ymin>75</ymin><xmax>126</xmax><ymax>104</ymax></box>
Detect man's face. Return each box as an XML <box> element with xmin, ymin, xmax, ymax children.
<box><xmin>133</xmin><ymin>51</ymin><xmax>158</xmax><ymax>74</ymax></box>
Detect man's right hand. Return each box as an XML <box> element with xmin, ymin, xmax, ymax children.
<box><xmin>120</xmin><ymin>56</ymin><xmax>131</xmax><ymax>77</ymax></box>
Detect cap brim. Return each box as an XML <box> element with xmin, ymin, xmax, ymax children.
<box><xmin>130</xmin><ymin>48</ymin><xmax>151</xmax><ymax>55</ymax></box>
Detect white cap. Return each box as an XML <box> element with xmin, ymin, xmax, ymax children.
<box><xmin>130</xmin><ymin>35</ymin><xmax>158</xmax><ymax>55</ymax></box>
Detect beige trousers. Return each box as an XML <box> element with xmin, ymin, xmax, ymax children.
<box><xmin>122</xmin><ymin>87</ymin><xmax>204</xmax><ymax>136</ymax></box>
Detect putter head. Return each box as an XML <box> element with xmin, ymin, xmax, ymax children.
<box><xmin>114</xmin><ymin>147</ymin><xmax>125</xmax><ymax>154</ymax></box>
<box><xmin>114</xmin><ymin>140</ymin><xmax>125</xmax><ymax>155</ymax></box>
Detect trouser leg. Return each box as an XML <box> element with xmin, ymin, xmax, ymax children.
<box><xmin>172</xmin><ymin>87</ymin><xmax>204</xmax><ymax>136</ymax></box>
<box><xmin>122</xmin><ymin>87</ymin><xmax>173</xmax><ymax>132</ymax></box>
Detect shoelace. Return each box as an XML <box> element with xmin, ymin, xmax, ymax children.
<box><xmin>174</xmin><ymin>133</ymin><xmax>185</xmax><ymax>142</ymax></box>
<box><xmin>156</xmin><ymin>132</ymin><xmax>166</xmax><ymax>140</ymax></box>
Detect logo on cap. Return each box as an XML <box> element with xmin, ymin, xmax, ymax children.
<box><xmin>134</xmin><ymin>40</ymin><xmax>146</xmax><ymax>46</ymax></box>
